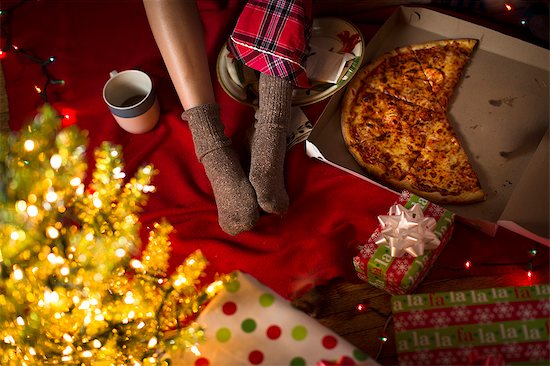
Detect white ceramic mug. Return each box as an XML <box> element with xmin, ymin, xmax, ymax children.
<box><xmin>102</xmin><ymin>70</ymin><xmax>160</xmax><ymax>134</ymax></box>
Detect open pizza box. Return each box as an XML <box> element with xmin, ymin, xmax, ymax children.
<box><xmin>305</xmin><ymin>6</ymin><xmax>550</xmax><ymax>246</ymax></box>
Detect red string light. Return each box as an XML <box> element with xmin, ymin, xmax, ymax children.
<box><xmin>464</xmin><ymin>260</ymin><xmax>472</xmax><ymax>269</ymax></box>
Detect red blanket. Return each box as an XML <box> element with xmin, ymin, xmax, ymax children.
<box><xmin>3</xmin><ymin>0</ymin><xmax>546</xmax><ymax>299</ymax></box>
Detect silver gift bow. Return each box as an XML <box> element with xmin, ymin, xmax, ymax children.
<box><xmin>375</xmin><ymin>203</ymin><xmax>440</xmax><ymax>258</ymax></box>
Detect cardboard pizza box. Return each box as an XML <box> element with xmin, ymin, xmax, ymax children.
<box><xmin>305</xmin><ymin>6</ymin><xmax>550</xmax><ymax>245</ymax></box>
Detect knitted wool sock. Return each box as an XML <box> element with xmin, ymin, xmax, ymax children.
<box><xmin>183</xmin><ymin>104</ymin><xmax>259</xmax><ymax>235</ymax></box>
<box><xmin>250</xmin><ymin>73</ymin><xmax>292</xmax><ymax>214</ymax></box>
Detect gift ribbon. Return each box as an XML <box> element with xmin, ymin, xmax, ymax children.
<box><xmin>375</xmin><ymin>203</ymin><xmax>440</xmax><ymax>257</ymax></box>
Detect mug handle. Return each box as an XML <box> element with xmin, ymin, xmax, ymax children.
<box><xmin>109</xmin><ymin>70</ymin><xmax>118</xmax><ymax>78</ymax></box>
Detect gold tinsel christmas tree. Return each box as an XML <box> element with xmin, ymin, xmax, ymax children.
<box><xmin>0</xmin><ymin>105</ymin><xmax>229</xmax><ymax>365</ymax></box>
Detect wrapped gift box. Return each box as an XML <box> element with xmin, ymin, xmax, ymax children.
<box><xmin>353</xmin><ymin>190</ymin><xmax>455</xmax><ymax>295</ymax></box>
<box><xmin>391</xmin><ymin>283</ymin><xmax>550</xmax><ymax>365</ymax></box>
<box><xmin>174</xmin><ymin>271</ymin><xmax>379</xmax><ymax>366</ymax></box>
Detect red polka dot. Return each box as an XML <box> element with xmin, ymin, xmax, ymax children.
<box><xmin>248</xmin><ymin>350</ymin><xmax>264</xmax><ymax>364</ymax></box>
<box><xmin>195</xmin><ymin>357</ymin><xmax>210</xmax><ymax>366</ymax></box>
<box><xmin>322</xmin><ymin>335</ymin><xmax>338</xmax><ymax>349</ymax></box>
<box><xmin>266</xmin><ymin>325</ymin><xmax>282</xmax><ymax>340</ymax></box>
<box><xmin>222</xmin><ymin>301</ymin><xmax>237</xmax><ymax>315</ymax></box>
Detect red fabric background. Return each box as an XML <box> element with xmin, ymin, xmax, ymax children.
<box><xmin>2</xmin><ymin>0</ymin><xmax>547</xmax><ymax>299</ymax></box>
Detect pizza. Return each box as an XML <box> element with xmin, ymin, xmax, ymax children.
<box><xmin>341</xmin><ymin>39</ymin><xmax>485</xmax><ymax>204</ymax></box>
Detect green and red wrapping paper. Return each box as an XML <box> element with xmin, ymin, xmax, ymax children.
<box><xmin>391</xmin><ymin>284</ymin><xmax>550</xmax><ymax>365</ymax></box>
<box><xmin>353</xmin><ymin>190</ymin><xmax>455</xmax><ymax>295</ymax></box>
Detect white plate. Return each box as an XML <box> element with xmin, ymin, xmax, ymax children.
<box><xmin>216</xmin><ymin>17</ymin><xmax>365</xmax><ymax>107</ymax></box>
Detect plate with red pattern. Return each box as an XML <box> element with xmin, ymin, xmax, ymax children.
<box><xmin>216</xmin><ymin>17</ymin><xmax>365</xmax><ymax>107</ymax></box>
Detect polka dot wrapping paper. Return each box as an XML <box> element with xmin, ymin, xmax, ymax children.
<box><xmin>175</xmin><ymin>271</ymin><xmax>379</xmax><ymax>366</ymax></box>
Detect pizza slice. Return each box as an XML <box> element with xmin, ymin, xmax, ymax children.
<box><xmin>361</xmin><ymin>46</ymin><xmax>442</xmax><ymax>112</ymax></box>
<box><xmin>402</xmin><ymin>118</ymin><xmax>485</xmax><ymax>204</ymax></box>
<box><xmin>411</xmin><ymin>39</ymin><xmax>478</xmax><ymax>109</ymax></box>
<box><xmin>341</xmin><ymin>87</ymin><xmax>446</xmax><ymax>184</ymax></box>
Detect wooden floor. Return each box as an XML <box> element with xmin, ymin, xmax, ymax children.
<box><xmin>293</xmin><ymin>265</ymin><xmax>550</xmax><ymax>365</ymax></box>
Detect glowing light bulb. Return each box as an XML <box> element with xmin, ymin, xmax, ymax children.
<box><xmin>45</xmin><ymin>191</ymin><xmax>58</xmax><ymax>202</ymax></box>
<box><xmin>464</xmin><ymin>260</ymin><xmax>472</xmax><ymax>269</ymax></box>
<box><xmin>26</xmin><ymin>205</ymin><xmax>38</xmax><ymax>217</ymax></box>
<box><xmin>50</xmin><ymin>154</ymin><xmax>62</xmax><ymax>169</ymax></box>
<box><xmin>24</xmin><ymin>139</ymin><xmax>35</xmax><ymax>151</ymax></box>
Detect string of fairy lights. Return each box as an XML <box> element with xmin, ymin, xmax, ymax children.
<box><xmin>0</xmin><ymin>0</ymin><xmax>65</xmax><ymax>104</ymax></box>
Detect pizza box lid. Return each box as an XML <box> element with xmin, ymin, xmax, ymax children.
<box><xmin>305</xmin><ymin>6</ymin><xmax>550</xmax><ymax>245</ymax></box>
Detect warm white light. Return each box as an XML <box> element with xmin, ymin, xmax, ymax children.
<box><xmin>93</xmin><ymin>198</ymin><xmax>102</xmax><ymax>208</ymax></box>
<box><xmin>115</xmin><ymin>248</ymin><xmax>126</xmax><ymax>258</ymax></box>
<box><xmin>62</xmin><ymin>333</ymin><xmax>73</xmax><ymax>343</ymax></box>
<box><xmin>15</xmin><ymin>200</ymin><xmax>27</xmax><ymax>212</ymax></box>
<box><xmin>45</xmin><ymin>191</ymin><xmax>58</xmax><ymax>203</ymax></box>
<box><xmin>50</xmin><ymin>154</ymin><xmax>62</xmax><ymax>169</ymax></box>
<box><xmin>24</xmin><ymin>139</ymin><xmax>35</xmax><ymax>151</ymax></box>
<box><xmin>124</xmin><ymin>292</ymin><xmax>135</xmax><ymax>304</ymax></box>
<box><xmin>13</xmin><ymin>267</ymin><xmax>23</xmax><ymax>280</ymax></box>
<box><xmin>190</xmin><ymin>345</ymin><xmax>201</xmax><ymax>356</ymax></box>
<box><xmin>70</xmin><ymin>177</ymin><xmax>81</xmax><ymax>186</ymax></box>
<box><xmin>10</xmin><ymin>231</ymin><xmax>20</xmax><ymax>241</ymax></box>
<box><xmin>26</xmin><ymin>205</ymin><xmax>38</xmax><ymax>217</ymax></box>
<box><xmin>46</xmin><ymin>226</ymin><xmax>59</xmax><ymax>239</ymax></box>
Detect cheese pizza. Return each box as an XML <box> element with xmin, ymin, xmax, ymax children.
<box><xmin>341</xmin><ymin>39</ymin><xmax>484</xmax><ymax>204</ymax></box>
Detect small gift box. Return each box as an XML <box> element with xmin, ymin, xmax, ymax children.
<box><xmin>391</xmin><ymin>284</ymin><xmax>550</xmax><ymax>365</ymax></box>
<box><xmin>173</xmin><ymin>271</ymin><xmax>379</xmax><ymax>366</ymax></box>
<box><xmin>353</xmin><ymin>190</ymin><xmax>455</xmax><ymax>295</ymax></box>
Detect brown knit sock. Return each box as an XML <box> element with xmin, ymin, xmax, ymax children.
<box><xmin>183</xmin><ymin>104</ymin><xmax>259</xmax><ymax>235</ymax></box>
<box><xmin>250</xmin><ymin>73</ymin><xmax>292</xmax><ymax>214</ymax></box>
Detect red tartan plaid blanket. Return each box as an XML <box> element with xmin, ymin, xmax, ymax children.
<box><xmin>228</xmin><ymin>0</ymin><xmax>312</xmax><ymax>88</ymax></box>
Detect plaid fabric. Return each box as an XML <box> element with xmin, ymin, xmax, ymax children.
<box><xmin>228</xmin><ymin>0</ymin><xmax>312</xmax><ymax>88</ymax></box>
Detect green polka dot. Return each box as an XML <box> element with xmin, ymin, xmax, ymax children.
<box><xmin>291</xmin><ymin>325</ymin><xmax>307</xmax><ymax>341</ymax></box>
<box><xmin>353</xmin><ymin>349</ymin><xmax>368</xmax><ymax>361</ymax></box>
<box><xmin>241</xmin><ymin>318</ymin><xmax>257</xmax><ymax>333</ymax></box>
<box><xmin>289</xmin><ymin>357</ymin><xmax>306</xmax><ymax>366</ymax></box>
<box><xmin>225</xmin><ymin>279</ymin><xmax>240</xmax><ymax>293</ymax></box>
<box><xmin>259</xmin><ymin>293</ymin><xmax>275</xmax><ymax>307</ymax></box>
<box><xmin>216</xmin><ymin>327</ymin><xmax>231</xmax><ymax>342</ymax></box>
